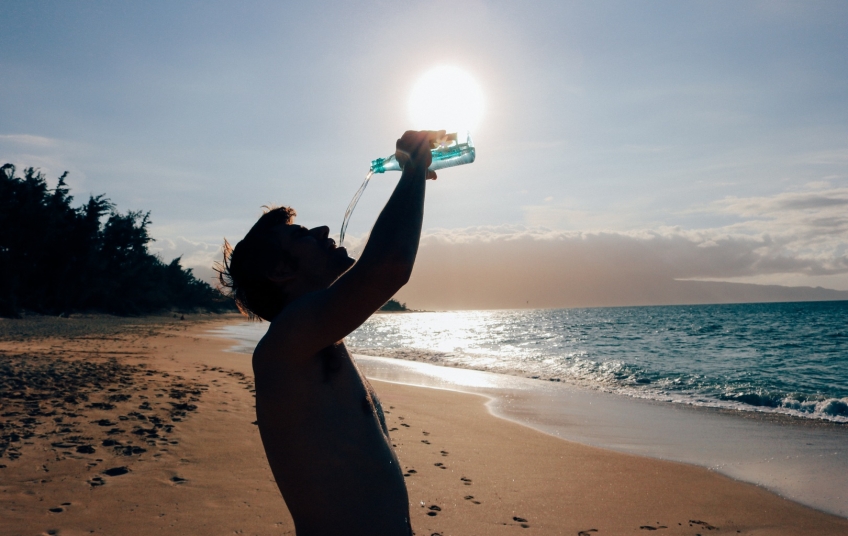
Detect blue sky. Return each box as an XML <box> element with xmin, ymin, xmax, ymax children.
<box><xmin>2</xmin><ymin>1</ymin><xmax>848</xmax><ymax>303</ymax></box>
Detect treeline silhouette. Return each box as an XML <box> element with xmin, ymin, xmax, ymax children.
<box><xmin>380</xmin><ymin>299</ymin><xmax>409</xmax><ymax>312</ymax></box>
<box><xmin>0</xmin><ymin>164</ymin><xmax>234</xmax><ymax>317</ymax></box>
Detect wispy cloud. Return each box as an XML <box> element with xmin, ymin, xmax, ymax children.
<box><xmin>707</xmin><ymin>187</ymin><xmax>848</xmax><ymax>256</ymax></box>
<box><xmin>0</xmin><ymin>134</ymin><xmax>57</xmax><ymax>147</ymax></box>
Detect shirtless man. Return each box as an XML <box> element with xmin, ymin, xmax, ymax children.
<box><xmin>218</xmin><ymin>130</ymin><xmax>442</xmax><ymax>535</ymax></box>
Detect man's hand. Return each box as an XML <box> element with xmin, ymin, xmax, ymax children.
<box><xmin>395</xmin><ymin>130</ymin><xmax>446</xmax><ymax>180</ymax></box>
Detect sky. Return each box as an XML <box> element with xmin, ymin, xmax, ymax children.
<box><xmin>2</xmin><ymin>1</ymin><xmax>848</xmax><ymax>308</ymax></box>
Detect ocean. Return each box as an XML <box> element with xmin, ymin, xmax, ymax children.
<box><xmin>220</xmin><ymin>301</ymin><xmax>848</xmax><ymax>423</ymax></box>
<box><xmin>211</xmin><ymin>300</ymin><xmax>848</xmax><ymax>516</ymax></box>
<box><xmin>344</xmin><ymin>301</ymin><xmax>848</xmax><ymax>423</ymax></box>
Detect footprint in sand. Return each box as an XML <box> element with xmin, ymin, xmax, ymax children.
<box><xmin>171</xmin><ymin>476</ymin><xmax>188</xmax><ymax>484</ymax></box>
<box><xmin>102</xmin><ymin>466</ymin><xmax>129</xmax><ymax>476</ymax></box>
<box><xmin>460</xmin><ymin>476</ymin><xmax>472</xmax><ymax>485</ymax></box>
<box><xmin>689</xmin><ymin>520</ymin><xmax>718</xmax><ymax>531</ymax></box>
<box><xmin>422</xmin><ymin>431</ymin><xmax>430</xmax><ymax>436</ymax></box>
<box><xmin>434</xmin><ymin>462</ymin><xmax>446</xmax><ymax>469</ymax></box>
<box><xmin>440</xmin><ymin>450</ymin><xmax>448</xmax><ymax>456</ymax></box>
<box><xmin>427</xmin><ymin>505</ymin><xmax>441</xmax><ymax>516</ymax></box>
<box><xmin>116</xmin><ymin>446</ymin><xmax>147</xmax><ymax>456</ymax></box>
<box><xmin>464</xmin><ymin>495</ymin><xmax>482</xmax><ymax>505</ymax></box>
<box><xmin>421</xmin><ymin>440</ymin><xmax>431</xmax><ymax>444</ymax></box>
<box><xmin>93</xmin><ymin>419</ymin><xmax>117</xmax><ymax>426</ymax></box>
<box><xmin>400</xmin><ymin>423</ymin><xmax>410</xmax><ymax>428</ymax></box>
<box><xmin>578</xmin><ymin>530</ymin><xmax>598</xmax><ymax>536</ymax></box>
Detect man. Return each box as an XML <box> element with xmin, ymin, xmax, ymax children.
<box><xmin>218</xmin><ymin>130</ymin><xmax>443</xmax><ymax>535</ymax></box>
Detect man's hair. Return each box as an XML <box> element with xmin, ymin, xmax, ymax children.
<box><xmin>217</xmin><ymin>206</ymin><xmax>298</xmax><ymax>321</ymax></box>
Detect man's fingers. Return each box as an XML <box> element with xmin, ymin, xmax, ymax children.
<box><xmin>427</xmin><ymin>170</ymin><xmax>437</xmax><ymax>180</ymax></box>
<box><xmin>397</xmin><ymin>130</ymin><xmax>448</xmax><ymax>174</ymax></box>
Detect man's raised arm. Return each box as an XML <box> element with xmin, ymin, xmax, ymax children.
<box><xmin>260</xmin><ymin>130</ymin><xmax>442</xmax><ymax>359</ymax></box>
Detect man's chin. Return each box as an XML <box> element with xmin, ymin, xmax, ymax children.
<box><xmin>333</xmin><ymin>248</ymin><xmax>356</xmax><ymax>273</ymax></box>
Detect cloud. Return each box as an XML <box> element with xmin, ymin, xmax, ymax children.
<box><xmin>707</xmin><ymin>187</ymin><xmax>848</xmax><ymax>253</ymax></box>
<box><xmin>149</xmin><ymin>236</ymin><xmax>221</xmax><ymax>285</ymax></box>
<box><xmin>159</xmin><ymin>183</ymin><xmax>848</xmax><ymax>309</ymax></box>
<box><xmin>0</xmin><ymin>134</ymin><xmax>57</xmax><ymax>147</ymax></box>
<box><xmin>394</xmin><ymin>225</ymin><xmax>848</xmax><ymax>309</ymax></box>
<box><xmin>391</xmin><ymin>184</ymin><xmax>848</xmax><ymax>309</ymax></box>
<box><xmin>0</xmin><ymin>134</ymin><xmax>91</xmax><ymax>189</ymax></box>
<box><xmin>714</xmin><ymin>187</ymin><xmax>848</xmax><ymax>215</ymax></box>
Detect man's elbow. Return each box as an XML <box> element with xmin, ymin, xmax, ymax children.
<box><xmin>382</xmin><ymin>263</ymin><xmax>413</xmax><ymax>289</ymax></box>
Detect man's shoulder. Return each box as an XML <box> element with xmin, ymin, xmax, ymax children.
<box><xmin>253</xmin><ymin>321</ymin><xmax>286</xmax><ymax>363</ymax></box>
<box><xmin>252</xmin><ymin>313</ymin><xmax>314</xmax><ymax>372</ymax></box>
<box><xmin>254</xmin><ymin>285</ymin><xmax>374</xmax><ymax>373</ymax></box>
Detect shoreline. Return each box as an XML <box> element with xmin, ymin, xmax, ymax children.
<box><xmin>351</xmin><ymin>346</ymin><xmax>848</xmax><ymax>425</ymax></box>
<box><xmin>356</xmin><ymin>355</ymin><xmax>848</xmax><ymax>520</ymax></box>
<box><xmin>2</xmin><ymin>315</ymin><xmax>848</xmax><ymax>534</ymax></box>
<box><xmin>212</xmin><ymin>319</ymin><xmax>848</xmax><ymax>425</ymax></box>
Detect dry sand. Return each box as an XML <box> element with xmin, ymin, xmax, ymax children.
<box><xmin>1</xmin><ymin>315</ymin><xmax>847</xmax><ymax>535</ymax></box>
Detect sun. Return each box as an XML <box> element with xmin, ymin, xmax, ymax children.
<box><xmin>408</xmin><ymin>66</ymin><xmax>485</xmax><ymax>135</ymax></box>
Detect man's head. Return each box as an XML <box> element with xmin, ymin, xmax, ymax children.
<box><xmin>218</xmin><ymin>206</ymin><xmax>355</xmax><ymax>321</ymax></box>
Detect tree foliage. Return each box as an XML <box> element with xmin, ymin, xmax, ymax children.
<box><xmin>0</xmin><ymin>164</ymin><xmax>235</xmax><ymax>317</ymax></box>
<box><xmin>380</xmin><ymin>299</ymin><xmax>409</xmax><ymax>312</ymax></box>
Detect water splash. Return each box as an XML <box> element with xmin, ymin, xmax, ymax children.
<box><xmin>339</xmin><ymin>170</ymin><xmax>373</xmax><ymax>247</ymax></box>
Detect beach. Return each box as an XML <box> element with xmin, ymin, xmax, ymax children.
<box><xmin>2</xmin><ymin>315</ymin><xmax>848</xmax><ymax>535</ymax></box>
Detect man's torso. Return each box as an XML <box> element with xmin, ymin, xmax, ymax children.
<box><xmin>253</xmin><ymin>339</ymin><xmax>411</xmax><ymax>535</ymax></box>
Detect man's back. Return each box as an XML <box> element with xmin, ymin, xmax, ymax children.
<box><xmin>254</xmin><ymin>339</ymin><xmax>411</xmax><ymax>535</ymax></box>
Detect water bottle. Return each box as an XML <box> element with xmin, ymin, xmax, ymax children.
<box><xmin>339</xmin><ymin>132</ymin><xmax>476</xmax><ymax>246</ymax></box>
<box><xmin>369</xmin><ymin>132</ymin><xmax>476</xmax><ymax>174</ymax></box>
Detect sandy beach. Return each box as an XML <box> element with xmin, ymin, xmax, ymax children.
<box><xmin>2</xmin><ymin>315</ymin><xmax>847</xmax><ymax>535</ymax></box>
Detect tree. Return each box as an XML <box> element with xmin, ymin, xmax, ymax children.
<box><xmin>0</xmin><ymin>164</ymin><xmax>234</xmax><ymax>317</ymax></box>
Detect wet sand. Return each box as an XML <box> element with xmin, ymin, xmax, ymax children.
<box><xmin>2</xmin><ymin>315</ymin><xmax>847</xmax><ymax>535</ymax></box>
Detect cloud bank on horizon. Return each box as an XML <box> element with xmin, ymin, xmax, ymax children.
<box><xmin>158</xmin><ymin>180</ymin><xmax>848</xmax><ymax>308</ymax></box>
<box><xmin>2</xmin><ymin>1</ymin><xmax>847</xmax><ymax>307</ymax></box>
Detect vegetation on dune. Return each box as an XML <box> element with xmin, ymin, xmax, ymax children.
<box><xmin>0</xmin><ymin>163</ymin><xmax>235</xmax><ymax>317</ymax></box>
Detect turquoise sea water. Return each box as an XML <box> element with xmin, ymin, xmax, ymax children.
<box><xmin>344</xmin><ymin>301</ymin><xmax>848</xmax><ymax>423</ymax></box>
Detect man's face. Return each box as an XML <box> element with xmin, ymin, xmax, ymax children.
<box><xmin>273</xmin><ymin>224</ymin><xmax>355</xmax><ymax>290</ymax></box>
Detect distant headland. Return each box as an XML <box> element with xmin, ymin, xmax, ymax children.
<box><xmin>379</xmin><ymin>299</ymin><xmax>413</xmax><ymax>313</ymax></box>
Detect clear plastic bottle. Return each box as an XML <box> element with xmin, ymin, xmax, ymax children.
<box><xmin>369</xmin><ymin>131</ymin><xmax>476</xmax><ymax>173</ymax></box>
<box><xmin>339</xmin><ymin>132</ymin><xmax>476</xmax><ymax>246</ymax></box>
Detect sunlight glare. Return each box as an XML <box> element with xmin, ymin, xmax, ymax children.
<box><xmin>408</xmin><ymin>66</ymin><xmax>485</xmax><ymax>134</ymax></box>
